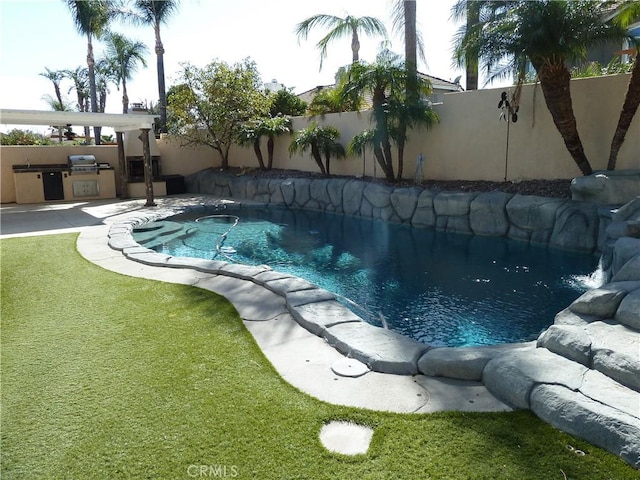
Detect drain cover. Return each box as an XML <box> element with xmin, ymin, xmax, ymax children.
<box><xmin>331</xmin><ymin>357</ymin><xmax>370</xmax><ymax>377</ymax></box>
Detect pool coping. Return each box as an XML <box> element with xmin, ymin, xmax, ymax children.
<box><xmin>107</xmin><ymin>196</ymin><xmax>537</xmax><ymax>379</ymax></box>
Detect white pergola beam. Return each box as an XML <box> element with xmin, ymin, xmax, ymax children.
<box><xmin>0</xmin><ymin>109</ymin><xmax>156</xmax><ymax>131</ymax></box>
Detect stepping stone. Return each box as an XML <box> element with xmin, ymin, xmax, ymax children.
<box><xmin>319</xmin><ymin>421</ymin><xmax>374</xmax><ymax>455</ymax></box>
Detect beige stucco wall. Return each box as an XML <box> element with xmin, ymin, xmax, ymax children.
<box><xmin>247</xmin><ymin>74</ymin><xmax>638</xmax><ymax>181</ymax></box>
<box><xmin>2</xmin><ymin>73</ymin><xmax>638</xmax><ymax>204</ymax></box>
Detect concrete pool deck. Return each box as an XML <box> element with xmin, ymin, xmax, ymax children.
<box><xmin>0</xmin><ymin>195</ymin><xmax>511</xmax><ymax>414</ymax></box>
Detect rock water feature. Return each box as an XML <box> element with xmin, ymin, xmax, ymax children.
<box><xmin>122</xmin><ymin>169</ymin><xmax>639</xmax><ymax>467</ymax></box>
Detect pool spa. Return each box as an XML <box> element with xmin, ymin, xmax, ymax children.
<box><xmin>133</xmin><ymin>204</ymin><xmax>597</xmax><ymax>348</ymax></box>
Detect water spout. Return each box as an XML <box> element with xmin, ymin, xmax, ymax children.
<box><xmin>570</xmin><ymin>258</ymin><xmax>606</xmax><ymax>290</ymax></box>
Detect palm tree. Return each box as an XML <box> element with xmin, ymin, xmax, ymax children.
<box><xmin>95</xmin><ymin>58</ymin><xmax>118</xmax><ymax>114</ymax></box>
<box><xmin>307</xmin><ymin>68</ymin><xmax>364</xmax><ymax>115</ymax></box>
<box><xmin>238</xmin><ymin>116</ymin><xmax>293</xmax><ymax>171</ymax></box>
<box><xmin>39</xmin><ymin>68</ymin><xmax>66</xmax><ymax>111</ymax></box>
<box><xmin>391</xmin><ymin>0</ymin><xmax>424</xmax><ymax>179</ymax></box>
<box><xmin>40</xmin><ymin>67</ymin><xmax>69</xmax><ymax>143</ymax></box>
<box><xmin>608</xmin><ymin>1</ymin><xmax>640</xmax><ymax>170</ymax></box>
<box><xmin>344</xmin><ymin>49</ymin><xmax>437</xmax><ymax>181</ymax></box>
<box><xmin>262</xmin><ymin>116</ymin><xmax>293</xmax><ymax>170</ymax></box>
<box><xmin>63</xmin><ymin>66</ymin><xmax>91</xmax><ymax>143</ymax></box>
<box><xmin>103</xmin><ymin>31</ymin><xmax>149</xmax><ymax>113</ymax></box>
<box><xmin>295</xmin><ymin>13</ymin><xmax>388</xmax><ymax>70</ymax></box>
<box><xmin>344</xmin><ymin>51</ymin><xmax>404</xmax><ymax>180</ymax></box>
<box><xmin>450</xmin><ymin>0</ymin><xmax>484</xmax><ymax>90</ymax></box>
<box><xmin>131</xmin><ymin>0</ymin><xmax>180</xmax><ymax>133</ymax></box>
<box><xmin>453</xmin><ymin>0</ymin><xmax>629</xmax><ymax>176</ymax></box>
<box><xmin>237</xmin><ymin>120</ymin><xmax>267</xmax><ymax>170</ymax></box>
<box><xmin>390</xmin><ymin>0</ymin><xmax>423</xmax><ymax>79</ymax></box>
<box><xmin>64</xmin><ymin>0</ymin><xmax>116</xmax><ymax>145</ymax></box>
<box><xmin>289</xmin><ymin>122</ymin><xmax>344</xmax><ymax>176</ymax></box>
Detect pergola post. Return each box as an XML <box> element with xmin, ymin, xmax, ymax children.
<box><xmin>116</xmin><ymin>131</ymin><xmax>127</xmax><ymax>199</ymax></box>
<box><xmin>139</xmin><ymin>127</ymin><xmax>156</xmax><ymax>207</ymax></box>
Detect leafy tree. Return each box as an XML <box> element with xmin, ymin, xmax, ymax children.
<box><xmin>130</xmin><ymin>0</ymin><xmax>180</xmax><ymax>133</ymax></box>
<box><xmin>168</xmin><ymin>58</ymin><xmax>270</xmax><ymax>169</ymax></box>
<box><xmin>344</xmin><ymin>49</ymin><xmax>438</xmax><ymax>181</ymax></box>
<box><xmin>102</xmin><ymin>31</ymin><xmax>148</xmax><ymax>113</ymax></box>
<box><xmin>452</xmin><ymin>0</ymin><xmax>629</xmax><ymax>176</ymax></box>
<box><xmin>295</xmin><ymin>13</ymin><xmax>388</xmax><ymax>70</ymax></box>
<box><xmin>608</xmin><ymin>1</ymin><xmax>640</xmax><ymax>170</ymax></box>
<box><xmin>0</xmin><ymin>129</ymin><xmax>52</xmax><ymax>145</ymax></box>
<box><xmin>64</xmin><ymin>0</ymin><xmax>117</xmax><ymax>144</ymax></box>
<box><xmin>289</xmin><ymin>122</ymin><xmax>345</xmax><ymax>176</ymax></box>
<box><xmin>269</xmin><ymin>88</ymin><xmax>307</xmax><ymax>117</ymax></box>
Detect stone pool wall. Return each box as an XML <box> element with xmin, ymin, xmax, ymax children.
<box><xmin>186</xmin><ymin>169</ymin><xmax>607</xmax><ymax>254</ymax></box>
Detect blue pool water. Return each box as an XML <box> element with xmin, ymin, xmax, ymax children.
<box><xmin>134</xmin><ymin>205</ymin><xmax>598</xmax><ymax>347</ymax></box>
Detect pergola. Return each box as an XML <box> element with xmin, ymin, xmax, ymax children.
<box><xmin>0</xmin><ymin>109</ymin><xmax>159</xmax><ymax>206</ymax></box>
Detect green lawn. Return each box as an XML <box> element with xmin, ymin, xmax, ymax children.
<box><xmin>1</xmin><ymin>233</ymin><xmax>637</xmax><ymax>479</ymax></box>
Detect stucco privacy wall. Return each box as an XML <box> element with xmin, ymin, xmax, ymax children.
<box><xmin>2</xmin><ymin>73</ymin><xmax>638</xmax><ymax>203</ymax></box>
<box><xmin>263</xmin><ymin>74</ymin><xmax>639</xmax><ymax>181</ymax></box>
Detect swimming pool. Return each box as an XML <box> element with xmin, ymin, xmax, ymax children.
<box><xmin>133</xmin><ymin>205</ymin><xmax>597</xmax><ymax>347</ymax></box>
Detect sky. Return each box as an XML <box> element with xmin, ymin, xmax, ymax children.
<box><xmin>0</xmin><ymin>0</ymin><xmax>502</xmax><ymax>133</ymax></box>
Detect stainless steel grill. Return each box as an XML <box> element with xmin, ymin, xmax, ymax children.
<box><xmin>68</xmin><ymin>155</ymin><xmax>98</xmax><ymax>174</ymax></box>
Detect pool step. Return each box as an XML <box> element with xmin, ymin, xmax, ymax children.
<box><xmin>482</xmin><ymin>280</ymin><xmax>640</xmax><ymax>468</ymax></box>
<box><xmin>538</xmin><ymin>321</ymin><xmax>640</xmax><ymax>392</ymax></box>
<box><xmin>482</xmin><ymin>347</ymin><xmax>640</xmax><ymax>468</ymax></box>
<box><xmin>132</xmin><ymin>221</ymin><xmax>192</xmax><ymax>248</ymax></box>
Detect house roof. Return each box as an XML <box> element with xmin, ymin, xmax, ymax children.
<box><xmin>297</xmin><ymin>72</ymin><xmax>462</xmax><ymax>97</ymax></box>
<box><xmin>296</xmin><ymin>72</ymin><xmax>463</xmax><ymax>105</ymax></box>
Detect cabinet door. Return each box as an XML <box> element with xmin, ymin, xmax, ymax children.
<box><xmin>43</xmin><ymin>171</ymin><xmax>64</xmax><ymax>200</ymax></box>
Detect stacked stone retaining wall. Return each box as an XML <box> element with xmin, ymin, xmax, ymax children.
<box><xmin>186</xmin><ymin>169</ymin><xmax>605</xmax><ymax>254</ymax></box>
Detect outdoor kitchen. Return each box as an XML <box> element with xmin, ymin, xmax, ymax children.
<box><xmin>12</xmin><ymin>155</ymin><xmax>116</xmax><ymax>204</ymax></box>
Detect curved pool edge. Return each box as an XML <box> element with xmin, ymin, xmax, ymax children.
<box><xmin>107</xmin><ymin>198</ymin><xmax>537</xmax><ymax>380</ymax></box>
<box><xmin>76</xmin><ymin>195</ymin><xmax>640</xmax><ymax>467</ymax></box>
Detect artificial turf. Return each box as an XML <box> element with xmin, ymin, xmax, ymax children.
<box><xmin>1</xmin><ymin>233</ymin><xmax>637</xmax><ymax>479</ymax></box>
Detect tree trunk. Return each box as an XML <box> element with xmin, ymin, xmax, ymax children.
<box><xmin>311</xmin><ymin>144</ymin><xmax>327</xmax><ymax>175</ymax></box>
<box><xmin>86</xmin><ymin>34</ymin><xmax>101</xmax><ymax>145</ymax></box>
<box><xmin>253</xmin><ymin>138</ymin><xmax>265</xmax><ymax>170</ymax></box>
<box><xmin>116</xmin><ymin>131</ymin><xmax>127</xmax><ymax>199</ymax></box>
<box><xmin>139</xmin><ymin>128</ymin><xmax>155</xmax><ymax>207</ymax></box>
<box><xmin>465</xmin><ymin>1</ymin><xmax>479</xmax><ymax>91</ymax></box>
<box><xmin>536</xmin><ymin>61</ymin><xmax>592</xmax><ymax>176</ymax></box>
<box><xmin>404</xmin><ymin>0</ymin><xmax>417</xmax><ymax>80</ymax></box>
<box><xmin>325</xmin><ymin>153</ymin><xmax>331</xmax><ymax>176</ymax></box>
<box><xmin>400</xmin><ymin>0</ymin><xmax>417</xmax><ymax>182</ymax></box>
<box><xmin>372</xmin><ymin>144</ymin><xmax>390</xmax><ymax>179</ymax></box>
<box><xmin>122</xmin><ymin>76</ymin><xmax>129</xmax><ymax>114</ymax></box>
<box><xmin>267</xmin><ymin>137</ymin><xmax>275</xmax><ymax>170</ymax></box>
<box><xmin>382</xmin><ymin>138</ymin><xmax>395</xmax><ymax>181</ymax></box>
<box><xmin>608</xmin><ymin>55</ymin><xmax>640</xmax><ymax>170</ymax></box>
<box><xmin>351</xmin><ymin>26</ymin><xmax>360</xmax><ymax>63</ymax></box>
<box><xmin>155</xmin><ymin>23</ymin><xmax>167</xmax><ymax>134</ymax></box>
<box><xmin>396</xmin><ymin>134</ymin><xmax>405</xmax><ymax>181</ymax></box>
